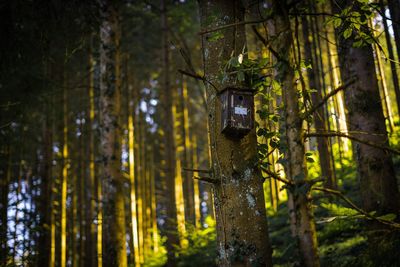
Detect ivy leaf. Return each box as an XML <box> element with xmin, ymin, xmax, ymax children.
<box><xmin>316</xmin><ymin>216</ymin><xmax>337</xmax><ymax>224</ymax></box>
<box><xmin>343</xmin><ymin>27</ymin><xmax>352</xmax><ymax>39</ymax></box>
<box><xmin>333</xmin><ymin>17</ymin><xmax>342</xmax><ymax>28</ymax></box>
<box><xmin>208</xmin><ymin>31</ymin><xmax>224</xmax><ymax>42</ymax></box>
<box><xmin>237</xmin><ymin>70</ymin><xmax>245</xmax><ymax>82</ymax></box>
<box><xmin>377</xmin><ymin>213</ymin><xmax>397</xmax><ymax>221</ymax></box>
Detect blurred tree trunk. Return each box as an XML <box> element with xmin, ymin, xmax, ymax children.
<box><xmin>0</xmin><ymin>145</ymin><xmax>10</xmax><ymax>267</ymax></box>
<box><xmin>268</xmin><ymin>1</ymin><xmax>320</xmax><ymax>266</ymax></box>
<box><xmin>334</xmin><ymin>0</ymin><xmax>400</xmax><ymax>214</ymax></box>
<box><xmin>136</xmin><ymin>110</ymin><xmax>144</xmax><ymax>264</ymax></box>
<box><xmin>181</xmin><ymin>79</ymin><xmax>195</xmax><ymax>226</ymax></box>
<box><xmin>127</xmin><ymin>63</ymin><xmax>140</xmax><ymax>267</ymax></box>
<box><xmin>37</xmin><ymin>108</ymin><xmax>53</xmax><ymax>267</ymax></box>
<box><xmin>301</xmin><ymin>15</ymin><xmax>336</xmax><ymax>189</ymax></box>
<box><xmin>60</xmin><ymin>69</ymin><xmax>68</xmax><ymax>267</ymax></box>
<box><xmin>381</xmin><ymin>0</ymin><xmax>400</xmax><ymax>113</ymax></box>
<box><xmin>85</xmin><ymin>41</ymin><xmax>96</xmax><ymax>267</ymax></box>
<box><xmin>199</xmin><ymin>1</ymin><xmax>272</xmax><ymax>266</ymax></box>
<box><xmin>388</xmin><ymin>0</ymin><xmax>400</xmax><ymax>59</ymax></box>
<box><xmin>98</xmin><ymin>0</ymin><xmax>128</xmax><ymax>266</ymax></box>
<box><xmin>160</xmin><ymin>0</ymin><xmax>180</xmax><ymax>265</ymax></box>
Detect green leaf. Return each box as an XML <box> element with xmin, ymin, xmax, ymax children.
<box><xmin>237</xmin><ymin>70</ymin><xmax>245</xmax><ymax>82</ymax></box>
<box><xmin>208</xmin><ymin>31</ymin><xmax>224</xmax><ymax>42</ymax></box>
<box><xmin>271</xmin><ymin>79</ymin><xmax>281</xmax><ymax>91</ymax></box>
<box><xmin>377</xmin><ymin>213</ymin><xmax>397</xmax><ymax>221</ymax></box>
<box><xmin>343</xmin><ymin>27</ymin><xmax>352</xmax><ymax>39</ymax></box>
<box><xmin>316</xmin><ymin>216</ymin><xmax>337</xmax><ymax>224</ymax></box>
<box><xmin>333</xmin><ymin>17</ymin><xmax>342</xmax><ymax>28</ymax></box>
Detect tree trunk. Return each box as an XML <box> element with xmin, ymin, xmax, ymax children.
<box><xmin>301</xmin><ymin>15</ymin><xmax>336</xmax><ymax>189</ymax></box>
<box><xmin>381</xmin><ymin>0</ymin><xmax>400</xmax><ymax>113</ymax></box>
<box><xmin>37</xmin><ymin>111</ymin><xmax>53</xmax><ymax>267</ymax></box>
<box><xmin>127</xmin><ymin>65</ymin><xmax>140</xmax><ymax>267</ymax></box>
<box><xmin>98</xmin><ymin>0</ymin><xmax>128</xmax><ymax>266</ymax></box>
<box><xmin>0</xmin><ymin>145</ymin><xmax>10</xmax><ymax>267</ymax></box>
<box><xmin>60</xmin><ymin>69</ymin><xmax>68</xmax><ymax>267</ymax></box>
<box><xmin>388</xmin><ymin>0</ymin><xmax>400</xmax><ymax>59</ymax></box>
<box><xmin>334</xmin><ymin>0</ymin><xmax>400</xmax><ymax>214</ymax></box>
<box><xmin>85</xmin><ymin>40</ymin><xmax>96</xmax><ymax>267</ymax></box>
<box><xmin>160</xmin><ymin>0</ymin><xmax>180</xmax><ymax>265</ymax></box>
<box><xmin>199</xmin><ymin>1</ymin><xmax>272</xmax><ymax>266</ymax></box>
<box><xmin>268</xmin><ymin>1</ymin><xmax>320</xmax><ymax>266</ymax></box>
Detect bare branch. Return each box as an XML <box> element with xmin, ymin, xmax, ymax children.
<box><xmin>193</xmin><ymin>176</ymin><xmax>219</xmax><ymax>184</ymax></box>
<box><xmin>199</xmin><ymin>17</ymin><xmax>273</xmax><ymax>35</ymax></box>
<box><xmin>313</xmin><ymin>187</ymin><xmax>400</xmax><ymax>229</ymax></box>
<box><xmin>259</xmin><ymin>165</ymin><xmax>293</xmax><ymax>185</ymax></box>
<box><xmin>305</xmin><ymin>131</ymin><xmax>400</xmax><ymax>155</ymax></box>
<box><xmin>302</xmin><ymin>79</ymin><xmax>356</xmax><ymax>119</ymax></box>
<box><xmin>178</xmin><ymin>69</ymin><xmax>219</xmax><ymax>93</ymax></box>
<box><xmin>182</xmin><ymin>167</ymin><xmax>211</xmax><ymax>174</ymax></box>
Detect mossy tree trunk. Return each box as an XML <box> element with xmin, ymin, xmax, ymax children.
<box><xmin>334</xmin><ymin>0</ymin><xmax>400</xmax><ymax>215</ymax></box>
<box><xmin>199</xmin><ymin>1</ymin><xmax>272</xmax><ymax>266</ymax></box>
<box><xmin>98</xmin><ymin>0</ymin><xmax>128</xmax><ymax>266</ymax></box>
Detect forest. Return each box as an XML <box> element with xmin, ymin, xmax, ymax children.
<box><xmin>1</xmin><ymin>0</ymin><xmax>400</xmax><ymax>266</ymax></box>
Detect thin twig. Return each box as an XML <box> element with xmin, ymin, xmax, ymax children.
<box><xmin>199</xmin><ymin>17</ymin><xmax>273</xmax><ymax>35</ymax></box>
<box><xmin>193</xmin><ymin>176</ymin><xmax>219</xmax><ymax>184</ymax></box>
<box><xmin>305</xmin><ymin>131</ymin><xmax>400</xmax><ymax>155</ymax></box>
<box><xmin>259</xmin><ymin>165</ymin><xmax>293</xmax><ymax>185</ymax></box>
<box><xmin>178</xmin><ymin>69</ymin><xmax>204</xmax><ymax>81</ymax></box>
<box><xmin>178</xmin><ymin>69</ymin><xmax>219</xmax><ymax>93</ymax></box>
<box><xmin>313</xmin><ymin>187</ymin><xmax>400</xmax><ymax>229</ymax></box>
<box><xmin>251</xmin><ymin>26</ymin><xmax>281</xmax><ymax>60</ymax></box>
<box><xmin>302</xmin><ymin>79</ymin><xmax>356</xmax><ymax>119</ymax></box>
<box><xmin>182</xmin><ymin>167</ymin><xmax>211</xmax><ymax>174</ymax></box>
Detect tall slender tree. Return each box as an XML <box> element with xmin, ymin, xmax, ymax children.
<box><xmin>160</xmin><ymin>0</ymin><xmax>180</xmax><ymax>265</ymax></box>
<box><xmin>98</xmin><ymin>0</ymin><xmax>128</xmax><ymax>265</ymax></box>
<box><xmin>267</xmin><ymin>1</ymin><xmax>320</xmax><ymax>266</ymax></box>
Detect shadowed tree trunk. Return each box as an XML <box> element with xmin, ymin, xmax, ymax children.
<box><xmin>160</xmin><ymin>0</ymin><xmax>180</xmax><ymax>265</ymax></box>
<box><xmin>199</xmin><ymin>1</ymin><xmax>272</xmax><ymax>266</ymax></box>
<box><xmin>0</xmin><ymin>145</ymin><xmax>10</xmax><ymax>267</ymax></box>
<box><xmin>388</xmin><ymin>0</ymin><xmax>400</xmax><ymax>59</ymax></box>
<box><xmin>334</xmin><ymin>0</ymin><xmax>400</xmax><ymax>214</ymax></box>
<box><xmin>37</xmin><ymin>110</ymin><xmax>53</xmax><ymax>267</ymax></box>
<box><xmin>85</xmin><ymin>40</ymin><xmax>96</xmax><ymax>267</ymax></box>
<box><xmin>381</xmin><ymin>0</ymin><xmax>400</xmax><ymax>113</ymax></box>
<box><xmin>98</xmin><ymin>0</ymin><xmax>128</xmax><ymax>266</ymax></box>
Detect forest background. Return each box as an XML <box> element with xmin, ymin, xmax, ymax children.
<box><xmin>1</xmin><ymin>0</ymin><xmax>400</xmax><ymax>266</ymax></box>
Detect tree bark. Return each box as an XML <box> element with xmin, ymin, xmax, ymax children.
<box><xmin>37</xmin><ymin>111</ymin><xmax>53</xmax><ymax>267</ymax></box>
<box><xmin>0</xmin><ymin>145</ymin><xmax>10</xmax><ymax>267</ymax></box>
<box><xmin>381</xmin><ymin>0</ymin><xmax>400</xmax><ymax>113</ymax></box>
<box><xmin>98</xmin><ymin>0</ymin><xmax>128</xmax><ymax>266</ymax></box>
<box><xmin>388</xmin><ymin>0</ymin><xmax>400</xmax><ymax>60</ymax></box>
<box><xmin>334</xmin><ymin>0</ymin><xmax>400</xmax><ymax>214</ymax></box>
<box><xmin>267</xmin><ymin>1</ymin><xmax>320</xmax><ymax>266</ymax></box>
<box><xmin>85</xmin><ymin>40</ymin><xmax>96</xmax><ymax>267</ymax></box>
<box><xmin>199</xmin><ymin>1</ymin><xmax>272</xmax><ymax>266</ymax></box>
<box><xmin>160</xmin><ymin>0</ymin><xmax>180</xmax><ymax>265</ymax></box>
